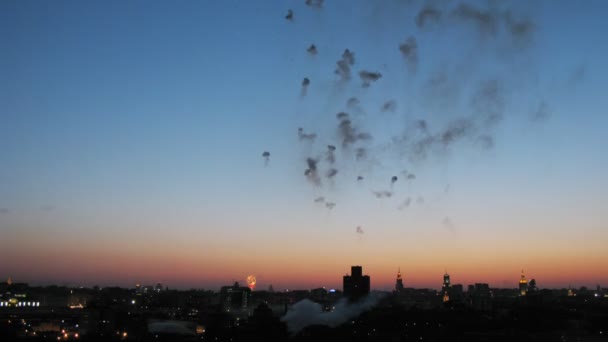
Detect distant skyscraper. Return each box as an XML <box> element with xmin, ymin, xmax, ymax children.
<box><xmin>395</xmin><ymin>268</ymin><xmax>404</xmax><ymax>293</ymax></box>
<box><xmin>343</xmin><ymin>266</ymin><xmax>370</xmax><ymax>300</ymax></box>
<box><xmin>442</xmin><ymin>271</ymin><xmax>451</xmax><ymax>302</ymax></box>
<box><xmin>519</xmin><ymin>270</ymin><xmax>528</xmax><ymax>296</ymax></box>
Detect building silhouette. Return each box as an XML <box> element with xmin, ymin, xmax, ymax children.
<box><xmin>220</xmin><ymin>282</ymin><xmax>251</xmax><ymax>312</ymax></box>
<box><xmin>343</xmin><ymin>266</ymin><xmax>370</xmax><ymax>300</ymax></box>
<box><xmin>519</xmin><ymin>269</ymin><xmax>528</xmax><ymax>296</ymax></box>
<box><xmin>395</xmin><ymin>268</ymin><xmax>404</xmax><ymax>293</ymax></box>
<box><xmin>442</xmin><ymin>271</ymin><xmax>451</xmax><ymax>302</ymax></box>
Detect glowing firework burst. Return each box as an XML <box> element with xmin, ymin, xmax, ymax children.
<box><xmin>246</xmin><ymin>275</ymin><xmax>256</xmax><ymax>291</ymax></box>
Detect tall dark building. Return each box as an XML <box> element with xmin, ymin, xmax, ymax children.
<box><xmin>220</xmin><ymin>282</ymin><xmax>251</xmax><ymax>312</ymax></box>
<box><xmin>395</xmin><ymin>268</ymin><xmax>404</xmax><ymax>293</ymax></box>
<box><xmin>343</xmin><ymin>266</ymin><xmax>370</xmax><ymax>300</ymax></box>
<box><xmin>519</xmin><ymin>269</ymin><xmax>528</xmax><ymax>296</ymax></box>
<box><xmin>442</xmin><ymin>271</ymin><xmax>451</xmax><ymax>302</ymax></box>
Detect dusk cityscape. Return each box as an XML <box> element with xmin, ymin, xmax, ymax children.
<box><xmin>1</xmin><ymin>0</ymin><xmax>607</xmax><ymax>341</ymax></box>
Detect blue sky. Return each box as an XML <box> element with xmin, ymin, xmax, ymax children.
<box><xmin>1</xmin><ymin>0</ymin><xmax>607</xmax><ymax>289</ymax></box>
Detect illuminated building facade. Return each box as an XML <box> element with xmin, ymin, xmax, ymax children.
<box><xmin>519</xmin><ymin>270</ymin><xmax>528</xmax><ymax>296</ymax></box>
<box><xmin>442</xmin><ymin>271</ymin><xmax>451</xmax><ymax>302</ymax></box>
<box><xmin>343</xmin><ymin>266</ymin><xmax>370</xmax><ymax>300</ymax></box>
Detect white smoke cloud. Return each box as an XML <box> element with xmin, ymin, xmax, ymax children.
<box><xmin>280</xmin><ymin>293</ymin><xmax>383</xmax><ymax>334</ymax></box>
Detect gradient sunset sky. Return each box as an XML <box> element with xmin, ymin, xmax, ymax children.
<box><xmin>1</xmin><ymin>0</ymin><xmax>607</xmax><ymax>291</ymax></box>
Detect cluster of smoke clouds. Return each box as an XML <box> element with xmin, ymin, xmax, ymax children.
<box><xmin>395</xmin><ymin>80</ymin><xmax>504</xmax><ymax>161</ymax></box>
<box><xmin>281</xmin><ymin>294</ymin><xmax>382</xmax><ymax>335</ymax></box>
<box><xmin>283</xmin><ymin>0</ymin><xmax>551</xmax><ymax>219</ymax></box>
<box><xmin>356</xmin><ymin>226</ymin><xmax>364</xmax><ymax>234</ymax></box>
<box><xmin>336</xmin><ymin>112</ymin><xmax>372</xmax><ymax>148</ymax></box>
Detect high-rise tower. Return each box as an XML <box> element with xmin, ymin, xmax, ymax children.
<box><xmin>442</xmin><ymin>271</ymin><xmax>451</xmax><ymax>302</ymax></box>
<box><xmin>395</xmin><ymin>268</ymin><xmax>404</xmax><ymax>293</ymax></box>
<box><xmin>343</xmin><ymin>266</ymin><xmax>370</xmax><ymax>300</ymax></box>
<box><xmin>442</xmin><ymin>271</ymin><xmax>451</xmax><ymax>289</ymax></box>
<box><xmin>519</xmin><ymin>269</ymin><xmax>528</xmax><ymax>296</ymax></box>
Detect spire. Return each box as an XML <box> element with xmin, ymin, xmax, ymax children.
<box><xmin>397</xmin><ymin>267</ymin><xmax>402</xmax><ymax>280</ymax></box>
<box><xmin>7</xmin><ymin>276</ymin><xmax>12</xmax><ymax>286</ymax></box>
<box><xmin>520</xmin><ymin>269</ymin><xmax>527</xmax><ymax>283</ymax></box>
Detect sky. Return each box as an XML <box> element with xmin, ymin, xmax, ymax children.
<box><xmin>1</xmin><ymin>0</ymin><xmax>607</xmax><ymax>291</ymax></box>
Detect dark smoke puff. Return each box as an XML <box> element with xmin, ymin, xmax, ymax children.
<box><xmin>391</xmin><ymin>176</ymin><xmax>398</xmax><ymax>183</ymax></box>
<box><xmin>373</xmin><ymin>191</ymin><xmax>393</xmax><ymax>199</ymax></box>
<box><xmin>306</xmin><ymin>158</ymin><xmax>318</xmax><ymax>171</ymax></box>
<box><xmin>356</xmin><ymin>132</ymin><xmax>371</xmax><ymax>140</ymax></box>
<box><xmin>399</xmin><ymin>37</ymin><xmax>418</xmax><ymax>71</ymax></box>
<box><xmin>307</xmin><ymin>44</ymin><xmax>318</xmax><ymax>55</ymax></box>
<box><xmin>326</xmin><ymin>145</ymin><xmax>337</xmax><ymax>164</ymax></box>
<box><xmin>440</xmin><ymin>119</ymin><xmax>475</xmax><ymax>146</ymax></box>
<box><xmin>346</xmin><ymin>97</ymin><xmax>360</xmax><ymax>108</ymax></box>
<box><xmin>301</xmin><ymin>78</ymin><xmax>311</xmax><ymax>97</ymax></box>
<box><xmin>325</xmin><ymin>202</ymin><xmax>336</xmax><ymax>209</ymax></box>
<box><xmin>342</xmin><ymin>49</ymin><xmax>355</xmax><ymax>65</ymax></box>
<box><xmin>298</xmin><ymin>128</ymin><xmax>317</xmax><ymax>141</ymax></box>
<box><xmin>416</xmin><ymin>120</ymin><xmax>428</xmax><ymax>133</ymax></box>
<box><xmin>335</xmin><ymin>49</ymin><xmax>355</xmax><ymax>82</ymax></box>
<box><xmin>314</xmin><ymin>196</ymin><xmax>325</xmax><ymax>203</ymax></box>
<box><xmin>285</xmin><ymin>9</ymin><xmax>293</xmax><ymax>20</ymax></box>
<box><xmin>451</xmin><ymin>3</ymin><xmax>498</xmax><ymax>36</ymax></box>
<box><xmin>305</xmin><ymin>0</ymin><xmax>323</xmax><ymax>9</ymax></box>
<box><xmin>304</xmin><ymin>158</ymin><xmax>321</xmax><ymax>186</ymax></box>
<box><xmin>359</xmin><ymin>71</ymin><xmax>382</xmax><ymax>87</ymax></box>
<box><xmin>357</xmin><ymin>176</ymin><xmax>364</xmax><ymax>181</ymax></box>
<box><xmin>262</xmin><ymin>151</ymin><xmax>271</xmax><ymax>167</ymax></box>
<box><xmin>503</xmin><ymin>12</ymin><xmax>535</xmax><ymax>41</ymax></box>
<box><xmin>416</xmin><ymin>5</ymin><xmax>442</xmax><ymax>28</ymax></box>
<box><xmin>326</xmin><ymin>168</ymin><xmax>338</xmax><ymax>178</ymax></box>
<box><xmin>381</xmin><ymin>100</ymin><xmax>396</xmax><ymax>112</ymax></box>
<box><xmin>356</xmin><ymin>226</ymin><xmax>364</xmax><ymax>234</ymax></box>
<box><xmin>335</xmin><ymin>60</ymin><xmax>351</xmax><ymax>81</ymax></box>
<box><xmin>336</xmin><ymin>112</ymin><xmax>349</xmax><ymax>120</ymax></box>
<box><xmin>355</xmin><ymin>148</ymin><xmax>366</xmax><ymax>160</ymax></box>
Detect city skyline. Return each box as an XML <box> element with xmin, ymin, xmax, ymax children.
<box><xmin>1</xmin><ymin>1</ymin><xmax>607</xmax><ymax>291</ymax></box>
<box><xmin>0</xmin><ymin>265</ymin><xmax>601</xmax><ymax>292</ymax></box>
